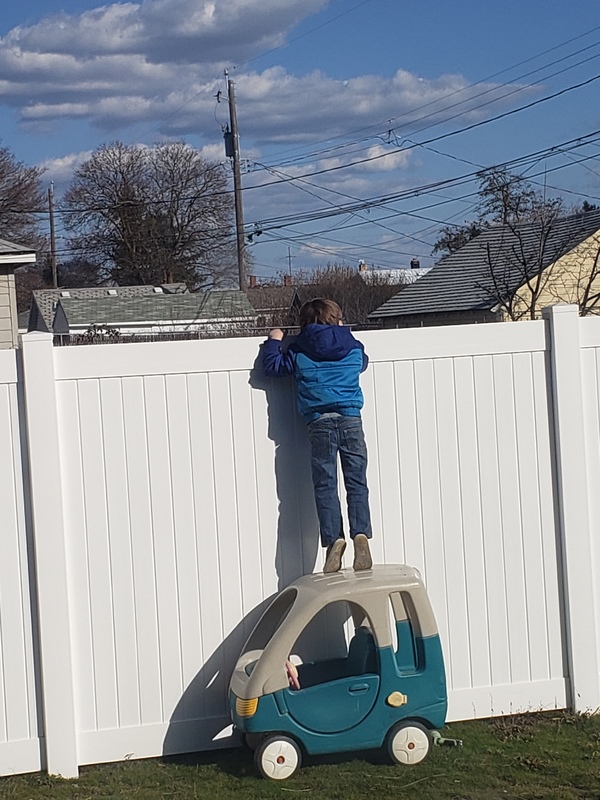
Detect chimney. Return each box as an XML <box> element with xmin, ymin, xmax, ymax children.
<box><xmin>358</xmin><ymin>259</ymin><xmax>367</xmax><ymax>272</ymax></box>
<box><xmin>283</xmin><ymin>274</ymin><xmax>292</xmax><ymax>287</ymax></box>
<box><xmin>410</xmin><ymin>258</ymin><xmax>420</xmax><ymax>269</ymax></box>
<box><xmin>248</xmin><ymin>275</ymin><xmax>257</xmax><ymax>288</ymax></box>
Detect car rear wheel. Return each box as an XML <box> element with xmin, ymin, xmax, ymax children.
<box><xmin>255</xmin><ymin>735</ymin><xmax>302</xmax><ymax>780</ymax></box>
<box><xmin>387</xmin><ymin>720</ymin><xmax>432</xmax><ymax>765</ymax></box>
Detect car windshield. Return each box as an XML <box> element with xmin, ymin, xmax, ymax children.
<box><xmin>242</xmin><ymin>588</ymin><xmax>298</xmax><ymax>654</ymax></box>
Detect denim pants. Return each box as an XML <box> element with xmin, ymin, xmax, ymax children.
<box><xmin>306</xmin><ymin>413</ymin><xmax>372</xmax><ymax>548</ymax></box>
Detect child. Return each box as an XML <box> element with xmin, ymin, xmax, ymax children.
<box><xmin>261</xmin><ymin>298</ymin><xmax>373</xmax><ymax>573</ymax></box>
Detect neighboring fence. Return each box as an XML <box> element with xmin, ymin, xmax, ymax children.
<box><xmin>1</xmin><ymin>304</ymin><xmax>599</xmax><ymax>778</ymax></box>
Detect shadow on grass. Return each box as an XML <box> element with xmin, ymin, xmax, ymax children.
<box><xmin>162</xmin><ymin>742</ymin><xmax>389</xmax><ymax>779</ymax></box>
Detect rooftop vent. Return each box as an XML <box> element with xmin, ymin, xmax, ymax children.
<box><xmin>60</xmin><ymin>290</ymin><xmax>71</xmax><ymax>297</ymax></box>
<box><xmin>107</xmin><ymin>289</ymin><xmax>118</xmax><ymax>296</ymax></box>
<box><xmin>153</xmin><ymin>286</ymin><xmax>164</xmax><ymax>293</ymax></box>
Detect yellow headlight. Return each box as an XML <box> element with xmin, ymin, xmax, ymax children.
<box><xmin>236</xmin><ymin>697</ymin><xmax>258</xmax><ymax>717</ymax></box>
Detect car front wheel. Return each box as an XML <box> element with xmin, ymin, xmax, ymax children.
<box><xmin>255</xmin><ymin>735</ymin><xmax>302</xmax><ymax>780</ymax></box>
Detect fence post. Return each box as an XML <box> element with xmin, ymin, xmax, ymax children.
<box><xmin>20</xmin><ymin>332</ymin><xmax>78</xmax><ymax>777</ymax></box>
<box><xmin>543</xmin><ymin>304</ymin><xmax>600</xmax><ymax>712</ymax></box>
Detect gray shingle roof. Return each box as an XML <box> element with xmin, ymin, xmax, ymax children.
<box><xmin>56</xmin><ymin>290</ymin><xmax>255</xmax><ymax>329</ymax></box>
<box><xmin>0</xmin><ymin>238</ymin><xmax>36</xmax><ymax>257</ymax></box>
<box><xmin>29</xmin><ymin>283</ymin><xmax>188</xmax><ymax>332</ymax></box>
<box><xmin>370</xmin><ymin>209</ymin><xmax>600</xmax><ymax>319</ymax></box>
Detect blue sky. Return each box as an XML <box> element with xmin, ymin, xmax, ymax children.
<box><xmin>2</xmin><ymin>0</ymin><xmax>600</xmax><ymax>278</ymax></box>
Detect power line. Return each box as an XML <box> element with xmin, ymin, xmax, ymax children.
<box><xmin>248</xmin><ymin>133</ymin><xmax>600</xmax><ymax>229</ymax></box>
<box><xmin>248</xmin><ymin>145</ymin><xmax>600</xmax><ymax>238</ymax></box>
<box><xmin>257</xmin><ymin>26</ymin><xmax>600</xmax><ymax>169</ymax></box>
<box><xmin>241</xmin><ymin>72</ymin><xmax>600</xmax><ymax>191</ymax></box>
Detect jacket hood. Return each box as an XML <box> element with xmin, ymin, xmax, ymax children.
<box><xmin>292</xmin><ymin>323</ymin><xmax>362</xmax><ymax>361</ymax></box>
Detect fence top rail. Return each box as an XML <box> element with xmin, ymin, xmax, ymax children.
<box><xmin>22</xmin><ymin>319</ymin><xmax>550</xmax><ymax>382</ymax></box>
<box><xmin>359</xmin><ymin>319</ymin><xmax>547</xmax><ymax>361</ymax></box>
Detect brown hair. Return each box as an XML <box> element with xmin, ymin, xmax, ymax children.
<box><xmin>298</xmin><ymin>298</ymin><xmax>343</xmax><ymax>328</ymax></box>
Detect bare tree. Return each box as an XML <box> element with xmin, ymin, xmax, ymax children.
<box><xmin>432</xmin><ymin>167</ymin><xmax>564</xmax><ymax>258</ymax></box>
<box><xmin>63</xmin><ymin>141</ymin><xmax>237</xmax><ymax>288</ymax></box>
<box><xmin>0</xmin><ymin>144</ymin><xmax>46</xmax><ymax>249</ymax></box>
<box><xmin>0</xmin><ymin>142</ymin><xmax>51</xmax><ymax>312</ymax></box>
<box><xmin>289</xmin><ymin>264</ymin><xmax>402</xmax><ymax>327</ymax></box>
<box><xmin>432</xmin><ymin>220</ymin><xmax>485</xmax><ymax>256</ymax></box>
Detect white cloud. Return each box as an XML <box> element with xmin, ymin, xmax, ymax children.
<box><xmin>0</xmin><ymin>0</ymin><xmax>532</xmax><ymax>147</ymax></box>
<box><xmin>39</xmin><ymin>150</ymin><xmax>93</xmax><ymax>189</ymax></box>
<box><xmin>4</xmin><ymin>0</ymin><xmax>328</xmax><ymax>63</ymax></box>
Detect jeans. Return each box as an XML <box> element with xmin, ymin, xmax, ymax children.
<box><xmin>306</xmin><ymin>413</ymin><xmax>372</xmax><ymax>548</ymax></box>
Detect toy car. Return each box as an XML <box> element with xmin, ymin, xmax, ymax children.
<box><xmin>229</xmin><ymin>564</ymin><xmax>451</xmax><ymax>780</ymax></box>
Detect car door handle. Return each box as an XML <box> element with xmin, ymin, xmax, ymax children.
<box><xmin>349</xmin><ymin>683</ymin><xmax>370</xmax><ymax>694</ymax></box>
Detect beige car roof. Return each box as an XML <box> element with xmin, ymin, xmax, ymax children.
<box><xmin>231</xmin><ymin>565</ymin><xmax>440</xmax><ymax>699</ymax></box>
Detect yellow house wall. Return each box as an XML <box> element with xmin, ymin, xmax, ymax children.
<box><xmin>505</xmin><ymin>230</ymin><xmax>600</xmax><ymax>320</ymax></box>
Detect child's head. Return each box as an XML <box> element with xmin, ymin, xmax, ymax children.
<box><xmin>298</xmin><ymin>298</ymin><xmax>343</xmax><ymax>328</ymax></box>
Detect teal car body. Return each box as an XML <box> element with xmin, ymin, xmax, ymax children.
<box><xmin>229</xmin><ymin>565</ymin><xmax>448</xmax><ymax>758</ymax></box>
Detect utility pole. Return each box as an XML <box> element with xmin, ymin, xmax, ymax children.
<box><xmin>225</xmin><ymin>72</ymin><xmax>247</xmax><ymax>292</ymax></box>
<box><xmin>48</xmin><ymin>183</ymin><xmax>58</xmax><ymax>288</ymax></box>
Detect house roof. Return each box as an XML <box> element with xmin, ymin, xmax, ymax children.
<box><xmin>0</xmin><ymin>238</ymin><xmax>36</xmax><ymax>266</ymax></box>
<box><xmin>54</xmin><ymin>289</ymin><xmax>256</xmax><ymax>331</ymax></box>
<box><xmin>29</xmin><ymin>283</ymin><xmax>189</xmax><ymax>332</ymax></box>
<box><xmin>369</xmin><ymin>209</ymin><xmax>600</xmax><ymax>319</ymax></box>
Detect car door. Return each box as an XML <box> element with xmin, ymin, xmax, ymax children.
<box><xmin>283</xmin><ymin>673</ymin><xmax>380</xmax><ymax>733</ymax></box>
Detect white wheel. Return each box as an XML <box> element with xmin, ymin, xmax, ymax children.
<box><xmin>255</xmin><ymin>735</ymin><xmax>302</xmax><ymax>780</ymax></box>
<box><xmin>388</xmin><ymin>721</ymin><xmax>432</xmax><ymax>765</ymax></box>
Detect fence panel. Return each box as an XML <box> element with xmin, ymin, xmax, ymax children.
<box><xmin>361</xmin><ymin>323</ymin><xmax>566</xmax><ymax>719</ymax></box>
<box><xmin>579</xmin><ymin>315</ymin><xmax>600</xmax><ymax>700</ymax></box>
<box><xmin>48</xmin><ymin>322</ymin><xmax>569</xmax><ymax>769</ymax></box>
<box><xmin>53</xmin><ymin>338</ymin><xmax>318</xmax><ymax>765</ymax></box>
<box><xmin>0</xmin><ymin>350</ymin><xmax>41</xmax><ymax>777</ymax></box>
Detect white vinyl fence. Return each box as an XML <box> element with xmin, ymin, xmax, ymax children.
<box><xmin>1</xmin><ymin>303</ymin><xmax>599</xmax><ymax>778</ymax></box>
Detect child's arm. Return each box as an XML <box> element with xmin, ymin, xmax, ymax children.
<box><xmin>261</xmin><ymin>331</ymin><xmax>295</xmax><ymax>377</ymax></box>
<box><xmin>359</xmin><ymin>342</ymin><xmax>369</xmax><ymax>373</ymax></box>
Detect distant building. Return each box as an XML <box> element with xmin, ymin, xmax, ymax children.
<box><xmin>369</xmin><ymin>210</ymin><xmax>600</xmax><ymax>328</ymax></box>
<box><xmin>28</xmin><ymin>283</ymin><xmax>189</xmax><ymax>333</ymax></box>
<box><xmin>357</xmin><ymin>259</ymin><xmax>432</xmax><ymax>286</ymax></box>
<box><xmin>28</xmin><ymin>283</ymin><xmax>257</xmax><ymax>342</ymax></box>
<box><xmin>246</xmin><ymin>277</ymin><xmax>302</xmax><ymax>328</ymax></box>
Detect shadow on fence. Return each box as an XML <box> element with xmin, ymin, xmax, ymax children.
<box><xmin>249</xmin><ymin>347</ymin><xmax>320</xmax><ymax>591</ymax></box>
<box><xmin>162</xmin><ymin>596</ymin><xmax>273</xmax><ymax>756</ymax></box>
<box><xmin>163</xmin><ymin>345</ymin><xmax>321</xmax><ymax>758</ymax></box>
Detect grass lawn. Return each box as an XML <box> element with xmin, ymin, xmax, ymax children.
<box><xmin>2</xmin><ymin>712</ymin><xmax>600</xmax><ymax>800</ymax></box>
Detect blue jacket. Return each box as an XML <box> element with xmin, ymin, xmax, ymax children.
<box><xmin>261</xmin><ymin>324</ymin><xmax>368</xmax><ymax>422</ymax></box>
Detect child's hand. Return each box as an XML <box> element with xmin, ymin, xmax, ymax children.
<box><xmin>268</xmin><ymin>328</ymin><xmax>285</xmax><ymax>341</ymax></box>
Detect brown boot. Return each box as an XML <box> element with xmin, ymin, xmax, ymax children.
<box><xmin>323</xmin><ymin>538</ymin><xmax>346</xmax><ymax>573</ymax></box>
<box><xmin>352</xmin><ymin>534</ymin><xmax>372</xmax><ymax>571</ymax></box>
